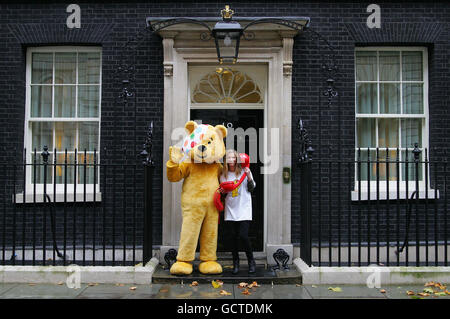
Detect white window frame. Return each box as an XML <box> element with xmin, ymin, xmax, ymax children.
<box><xmin>18</xmin><ymin>46</ymin><xmax>102</xmax><ymax>203</ymax></box>
<box><xmin>352</xmin><ymin>46</ymin><xmax>438</xmax><ymax>200</ymax></box>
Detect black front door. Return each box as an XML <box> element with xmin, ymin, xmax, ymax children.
<box><xmin>190</xmin><ymin>109</ymin><xmax>264</xmax><ymax>252</ymax></box>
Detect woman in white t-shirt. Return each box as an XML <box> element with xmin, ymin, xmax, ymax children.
<box><xmin>220</xmin><ymin>149</ymin><xmax>256</xmax><ymax>275</ymax></box>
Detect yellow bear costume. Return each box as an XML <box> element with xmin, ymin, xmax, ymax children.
<box><xmin>166</xmin><ymin>121</ymin><xmax>227</xmax><ymax>275</ymax></box>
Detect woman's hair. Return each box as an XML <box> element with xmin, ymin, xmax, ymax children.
<box><xmin>223</xmin><ymin>149</ymin><xmax>242</xmax><ymax>179</ymax></box>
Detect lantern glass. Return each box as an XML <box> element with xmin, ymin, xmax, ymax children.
<box><xmin>213</xmin><ymin>21</ymin><xmax>242</xmax><ymax>63</ymax></box>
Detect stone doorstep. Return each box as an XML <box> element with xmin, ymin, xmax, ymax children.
<box><xmin>0</xmin><ymin>257</ymin><xmax>160</xmax><ymax>285</ymax></box>
<box><xmin>294</xmin><ymin>257</ymin><xmax>450</xmax><ymax>285</ymax></box>
<box><xmin>152</xmin><ymin>263</ymin><xmax>302</xmax><ymax>284</ymax></box>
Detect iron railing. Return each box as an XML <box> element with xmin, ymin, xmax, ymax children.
<box><xmin>299</xmin><ymin>126</ymin><xmax>449</xmax><ymax>267</ymax></box>
<box><xmin>0</xmin><ymin>126</ymin><xmax>155</xmax><ymax>266</ymax></box>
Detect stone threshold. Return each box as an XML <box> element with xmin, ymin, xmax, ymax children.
<box><xmin>294</xmin><ymin>257</ymin><xmax>450</xmax><ymax>285</ymax></box>
<box><xmin>152</xmin><ymin>263</ymin><xmax>301</xmax><ymax>284</ymax></box>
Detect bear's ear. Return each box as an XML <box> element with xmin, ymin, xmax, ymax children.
<box><xmin>185</xmin><ymin>121</ymin><xmax>198</xmax><ymax>134</ymax></box>
<box><xmin>215</xmin><ymin>124</ymin><xmax>227</xmax><ymax>138</ymax></box>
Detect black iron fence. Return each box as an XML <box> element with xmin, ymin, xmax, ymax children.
<box><xmin>299</xmin><ymin>126</ymin><xmax>449</xmax><ymax>267</ymax></box>
<box><xmin>0</xmin><ymin>125</ymin><xmax>155</xmax><ymax>267</ymax></box>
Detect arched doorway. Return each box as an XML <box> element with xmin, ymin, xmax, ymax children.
<box><xmin>188</xmin><ymin>65</ymin><xmax>266</xmax><ymax>252</ymax></box>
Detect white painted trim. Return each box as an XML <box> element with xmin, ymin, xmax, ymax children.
<box><xmin>355</xmin><ymin>47</ymin><xmax>429</xmax><ymax>200</ymax></box>
<box><xmin>160</xmin><ymin>29</ymin><xmax>297</xmax><ymax>259</ymax></box>
<box><xmin>24</xmin><ymin>46</ymin><xmax>102</xmax><ymax>195</ymax></box>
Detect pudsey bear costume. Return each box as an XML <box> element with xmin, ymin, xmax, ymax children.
<box><xmin>166</xmin><ymin>121</ymin><xmax>227</xmax><ymax>275</ymax></box>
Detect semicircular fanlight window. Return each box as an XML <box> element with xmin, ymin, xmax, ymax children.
<box><xmin>191</xmin><ymin>68</ymin><xmax>263</xmax><ymax>104</ymax></box>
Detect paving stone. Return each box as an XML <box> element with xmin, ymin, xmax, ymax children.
<box><xmin>303</xmin><ymin>285</ymin><xmax>388</xmax><ymax>299</ymax></box>
<box><xmin>0</xmin><ymin>283</ymin><xmax>87</xmax><ymax>299</ymax></box>
<box><xmin>154</xmin><ymin>283</ymin><xmax>235</xmax><ymax>299</ymax></box>
<box><xmin>0</xmin><ymin>284</ymin><xmax>18</xmax><ymax>296</ymax></box>
<box><xmin>381</xmin><ymin>285</ymin><xmax>450</xmax><ymax>299</ymax></box>
<box><xmin>233</xmin><ymin>284</ymin><xmax>312</xmax><ymax>299</ymax></box>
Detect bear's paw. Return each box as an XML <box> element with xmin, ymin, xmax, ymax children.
<box><xmin>198</xmin><ymin>261</ymin><xmax>223</xmax><ymax>275</ymax></box>
<box><xmin>170</xmin><ymin>261</ymin><xmax>193</xmax><ymax>275</ymax></box>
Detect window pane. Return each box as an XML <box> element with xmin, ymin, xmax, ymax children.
<box><xmin>357</xmin><ymin>150</ymin><xmax>376</xmax><ymax>181</ymax></box>
<box><xmin>357</xmin><ymin>118</ymin><xmax>376</xmax><ymax>148</ymax></box>
<box><xmin>55</xmin><ymin>122</ymin><xmax>76</xmax><ymax>151</ymax></box>
<box><xmin>401</xmin><ymin>119</ymin><xmax>422</xmax><ymax>148</ymax></box>
<box><xmin>54</xmin><ymin>153</ymin><xmax>75</xmax><ymax>184</ymax></box>
<box><xmin>31</xmin><ymin>122</ymin><xmax>53</xmax><ymax>151</ymax></box>
<box><xmin>356</xmin><ymin>83</ymin><xmax>377</xmax><ymax>113</ymax></box>
<box><xmin>380</xmin><ymin>83</ymin><xmax>400</xmax><ymax>114</ymax></box>
<box><xmin>78</xmin><ymin>52</ymin><xmax>100</xmax><ymax>84</ymax></box>
<box><xmin>403</xmin><ymin>83</ymin><xmax>423</xmax><ymax>114</ymax></box>
<box><xmin>378</xmin><ymin>118</ymin><xmax>399</xmax><ymax>148</ymax></box>
<box><xmin>79</xmin><ymin>122</ymin><xmax>99</xmax><ymax>152</ymax></box>
<box><xmin>78</xmin><ymin>153</ymin><xmax>97</xmax><ymax>184</ymax></box>
<box><xmin>401</xmin><ymin>150</ymin><xmax>423</xmax><ymax>182</ymax></box>
<box><xmin>31</xmin><ymin>154</ymin><xmax>53</xmax><ymax>184</ymax></box>
<box><xmin>55</xmin><ymin>53</ymin><xmax>76</xmax><ymax>84</ymax></box>
<box><xmin>30</xmin><ymin>86</ymin><xmax>52</xmax><ymax>117</ymax></box>
<box><xmin>379</xmin><ymin>51</ymin><xmax>400</xmax><ymax>81</ymax></box>
<box><xmin>54</xmin><ymin>85</ymin><xmax>76</xmax><ymax>117</ymax></box>
<box><xmin>32</xmin><ymin>53</ymin><xmax>53</xmax><ymax>84</ymax></box>
<box><xmin>78</xmin><ymin>86</ymin><xmax>99</xmax><ymax>117</ymax></box>
<box><xmin>402</xmin><ymin>51</ymin><xmax>423</xmax><ymax>81</ymax></box>
<box><xmin>379</xmin><ymin>149</ymin><xmax>398</xmax><ymax>181</ymax></box>
<box><xmin>356</xmin><ymin>51</ymin><xmax>377</xmax><ymax>81</ymax></box>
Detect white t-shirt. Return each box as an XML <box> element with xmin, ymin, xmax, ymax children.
<box><xmin>219</xmin><ymin>170</ymin><xmax>255</xmax><ymax>221</ymax></box>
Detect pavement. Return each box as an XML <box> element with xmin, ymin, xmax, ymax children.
<box><xmin>0</xmin><ymin>282</ymin><xmax>449</xmax><ymax>299</ymax></box>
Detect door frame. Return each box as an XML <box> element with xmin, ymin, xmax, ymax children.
<box><xmin>159</xmin><ymin>29</ymin><xmax>297</xmax><ymax>265</ymax></box>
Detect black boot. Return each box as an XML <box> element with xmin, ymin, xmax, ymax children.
<box><xmin>232</xmin><ymin>258</ymin><xmax>240</xmax><ymax>275</ymax></box>
<box><xmin>246</xmin><ymin>251</ymin><xmax>256</xmax><ymax>274</ymax></box>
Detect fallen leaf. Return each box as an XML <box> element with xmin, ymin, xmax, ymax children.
<box><xmin>417</xmin><ymin>292</ymin><xmax>430</xmax><ymax>297</ymax></box>
<box><xmin>57</xmin><ymin>282</ymin><xmax>64</xmax><ymax>285</ymax></box>
<box><xmin>223</xmin><ymin>265</ymin><xmax>233</xmax><ymax>269</ymax></box>
<box><xmin>425</xmin><ymin>281</ymin><xmax>436</xmax><ymax>287</ymax></box>
<box><xmin>129</xmin><ymin>286</ymin><xmax>137</xmax><ymax>291</ymax></box>
<box><xmin>410</xmin><ymin>295</ymin><xmax>423</xmax><ymax>299</ymax></box>
<box><xmin>190</xmin><ymin>281</ymin><xmax>199</xmax><ymax>287</ymax></box>
<box><xmin>406</xmin><ymin>290</ymin><xmax>415</xmax><ymax>295</ymax></box>
<box><xmin>241</xmin><ymin>288</ymin><xmax>252</xmax><ymax>295</ymax></box>
<box><xmin>434</xmin><ymin>292</ymin><xmax>447</xmax><ymax>297</ymax></box>
<box><xmin>160</xmin><ymin>288</ymin><xmax>169</xmax><ymax>293</ymax></box>
<box><xmin>28</xmin><ymin>283</ymin><xmax>36</xmax><ymax>286</ymax></box>
<box><xmin>380</xmin><ymin>289</ymin><xmax>386</xmax><ymax>293</ymax></box>
<box><xmin>250</xmin><ymin>281</ymin><xmax>259</xmax><ymax>287</ymax></box>
<box><xmin>212</xmin><ymin>280</ymin><xmax>223</xmax><ymax>289</ymax></box>
<box><xmin>219</xmin><ymin>289</ymin><xmax>232</xmax><ymax>296</ymax></box>
<box><xmin>296</xmin><ymin>284</ymin><xmax>302</xmax><ymax>287</ymax></box>
<box><xmin>328</xmin><ymin>287</ymin><xmax>342</xmax><ymax>292</ymax></box>
<box><xmin>423</xmin><ymin>288</ymin><xmax>434</xmax><ymax>294</ymax></box>
<box><xmin>311</xmin><ymin>285</ymin><xmax>317</xmax><ymax>288</ymax></box>
<box><xmin>115</xmin><ymin>283</ymin><xmax>125</xmax><ymax>287</ymax></box>
<box><xmin>445</xmin><ymin>290</ymin><xmax>450</xmax><ymax>295</ymax></box>
<box><xmin>88</xmin><ymin>283</ymin><xmax>98</xmax><ymax>286</ymax></box>
<box><xmin>238</xmin><ymin>282</ymin><xmax>248</xmax><ymax>289</ymax></box>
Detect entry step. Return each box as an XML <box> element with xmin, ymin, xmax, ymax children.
<box><xmin>152</xmin><ymin>263</ymin><xmax>301</xmax><ymax>284</ymax></box>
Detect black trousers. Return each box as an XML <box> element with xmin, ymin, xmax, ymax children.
<box><xmin>228</xmin><ymin>220</ymin><xmax>254</xmax><ymax>261</ymax></box>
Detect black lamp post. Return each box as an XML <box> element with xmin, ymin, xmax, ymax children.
<box><xmin>212</xmin><ymin>5</ymin><xmax>243</xmax><ymax>64</ymax></box>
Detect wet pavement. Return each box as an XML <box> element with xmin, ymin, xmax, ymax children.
<box><xmin>0</xmin><ymin>282</ymin><xmax>448</xmax><ymax>299</ymax></box>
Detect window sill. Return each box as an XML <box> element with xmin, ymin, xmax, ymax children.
<box><xmin>13</xmin><ymin>192</ymin><xmax>102</xmax><ymax>204</ymax></box>
<box><xmin>351</xmin><ymin>189</ymin><xmax>439</xmax><ymax>201</ymax></box>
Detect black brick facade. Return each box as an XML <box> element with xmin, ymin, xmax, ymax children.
<box><xmin>0</xmin><ymin>1</ymin><xmax>449</xmax><ymax>257</ymax></box>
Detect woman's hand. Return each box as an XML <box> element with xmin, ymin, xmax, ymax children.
<box><xmin>243</xmin><ymin>167</ymin><xmax>252</xmax><ymax>181</ymax></box>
